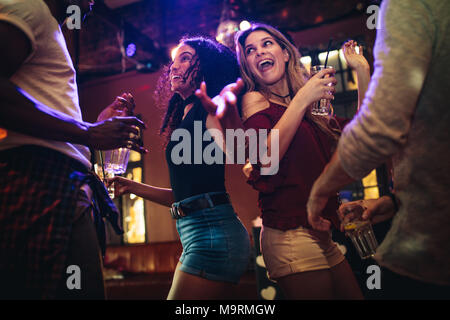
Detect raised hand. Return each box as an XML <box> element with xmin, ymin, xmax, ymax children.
<box><xmin>195</xmin><ymin>78</ymin><xmax>245</xmax><ymax>130</ymax></box>
<box><xmin>342</xmin><ymin>40</ymin><xmax>369</xmax><ymax>71</ymax></box>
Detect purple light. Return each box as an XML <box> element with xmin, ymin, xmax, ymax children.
<box><xmin>126</xmin><ymin>43</ymin><xmax>136</xmax><ymax>57</ymax></box>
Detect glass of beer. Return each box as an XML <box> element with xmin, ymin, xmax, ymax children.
<box><xmin>341</xmin><ymin>203</ymin><xmax>378</xmax><ymax>259</ymax></box>
<box><xmin>102</xmin><ymin>148</ymin><xmax>130</xmax><ymax>199</ymax></box>
<box><xmin>94</xmin><ymin>163</ymin><xmax>116</xmax><ymax>199</ymax></box>
<box><xmin>309</xmin><ymin>65</ymin><xmax>335</xmax><ymax>116</ymax></box>
<box><xmin>95</xmin><ymin>146</ymin><xmax>131</xmax><ymax>199</ymax></box>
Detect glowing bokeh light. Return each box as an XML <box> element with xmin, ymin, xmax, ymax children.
<box><xmin>171</xmin><ymin>45</ymin><xmax>180</xmax><ymax>61</ymax></box>
<box><xmin>126</xmin><ymin>43</ymin><xmax>136</xmax><ymax>57</ymax></box>
<box><xmin>239</xmin><ymin>20</ymin><xmax>251</xmax><ymax>31</ymax></box>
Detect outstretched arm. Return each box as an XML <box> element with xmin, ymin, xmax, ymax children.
<box><xmin>196</xmin><ymin>78</ymin><xmax>245</xmax><ymax>133</ymax></box>
<box><xmin>0</xmin><ymin>78</ymin><xmax>147</xmax><ymax>153</ymax></box>
<box><xmin>342</xmin><ymin>40</ymin><xmax>371</xmax><ymax>112</ymax></box>
<box><xmin>109</xmin><ymin>176</ymin><xmax>174</xmax><ymax>207</ymax></box>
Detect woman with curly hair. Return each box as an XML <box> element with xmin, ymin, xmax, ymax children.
<box><xmin>110</xmin><ymin>37</ymin><xmax>250</xmax><ymax>299</ymax></box>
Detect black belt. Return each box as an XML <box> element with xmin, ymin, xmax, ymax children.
<box><xmin>170</xmin><ymin>192</ymin><xmax>230</xmax><ymax>219</ymax></box>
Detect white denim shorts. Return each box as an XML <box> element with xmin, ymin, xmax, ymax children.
<box><xmin>260</xmin><ymin>225</ymin><xmax>345</xmax><ymax>280</ymax></box>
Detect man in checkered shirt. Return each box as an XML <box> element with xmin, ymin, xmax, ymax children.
<box><xmin>0</xmin><ymin>0</ymin><xmax>146</xmax><ymax>299</ymax></box>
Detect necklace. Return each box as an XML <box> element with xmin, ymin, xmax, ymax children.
<box><xmin>271</xmin><ymin>91</ymin><xmax>290</xmax><ymax>99</ymax></box>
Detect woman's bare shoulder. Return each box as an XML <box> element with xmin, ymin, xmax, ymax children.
<box><xmin>242</xmin><ymin>91</ymin><xmax>271</xmax><ymax>121</ymax></box>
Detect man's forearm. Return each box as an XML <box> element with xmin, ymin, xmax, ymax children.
<box><xmin>312</xmin><ymin>150</ymin><xmax>356</xmax><ymax>197</ymax></box>
<box><xmin>0</xmin><ymin>78</ymin><xmax>90</xmax><ymax>145</ymax></box>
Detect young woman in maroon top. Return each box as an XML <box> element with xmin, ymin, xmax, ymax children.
<box><xmin>198</xmin><ymin>23</ymin><xmax>371</xmax><ymax>299</ymax></box>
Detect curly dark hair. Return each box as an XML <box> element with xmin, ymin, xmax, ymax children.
<box><xmin>156</xmin><ymin>36</ymin><xmax>241</xmax><ymax>143</ymax></box>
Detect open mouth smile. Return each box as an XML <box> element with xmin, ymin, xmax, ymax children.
<box><xmin>258</xmin><ymin>59</ymin><xmax>275</xmax><ymax>72</ymax></box>
<box><xmin>171</xmin><ymin>74</ymin><xmax>184</xmax><ymax>82</ymax></box>
<box><xmin>257</xmin><ymin>59</ymin><xmax>274</xmax><ymax>72</ymax></box>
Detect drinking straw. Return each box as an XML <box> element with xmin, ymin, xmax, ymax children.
<box><xmin>324</xmin><ymin>38</ymin><xmax>333</xmax><ymax>68</ymax></box>
<box><xmin>99</xmin><ymin>150</ymin><xmax>106</xmax><ymax>180</ymax></box>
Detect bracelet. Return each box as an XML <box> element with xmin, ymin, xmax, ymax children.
<box><xmin>387</xmin><ymin>193</ymin><xmax>399</xmax><ymax>212</ymax></box>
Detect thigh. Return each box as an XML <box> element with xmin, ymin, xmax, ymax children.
<box><xmin>329</xmin><ymin>259</ymin><xmax>364</xmax><ymax>299</ymax></box>
<box><xmin>57</xmin><ymin>186</ymin><xmax>105</xmax><ymax>300</ymax></box>
<box><xmin>167</xmin><ymin>262</ymin><xmax>236</xmax><ymax>300</ymax></box>
<box><xmin>177</xmin><ymin>206</ymin><xmax>250</xmax><ymax>283</ymax></box>
<box><xmin>276</xmin><ymin>269</ymin><xmax>334</xmax><ymax>300</ymax></box>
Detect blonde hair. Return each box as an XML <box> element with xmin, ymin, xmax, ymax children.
<box><xmin>235</xmin><ymin>23</ymin><xmax>341</xmax><ymax>143</ymax></box>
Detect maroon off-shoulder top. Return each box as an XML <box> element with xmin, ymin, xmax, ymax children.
<box><xmin>243</xmin><ymin>101</ymin><xmax>349</xmax><ymax>231</ymax></box>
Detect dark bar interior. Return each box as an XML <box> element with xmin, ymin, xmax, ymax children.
<box><xmin>1</xmin><ymin>0</ymin><xmax>449</xmax><ymax>306</ymax></box>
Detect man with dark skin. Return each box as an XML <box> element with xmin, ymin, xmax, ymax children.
<box><xmin>0</xmin><ymin>0</ymin><xmax>146</xmax><ymax>299</ymax></box>
<box><xmin>0</xmin><ymin>0</ymin><xmax>144</xmax><ymax>148</ymax></box>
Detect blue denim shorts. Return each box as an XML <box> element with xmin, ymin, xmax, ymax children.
<box><xmin>175</xmin><ymin>193</ymin><xmax>251</xmax><ymax>284</ymax></box>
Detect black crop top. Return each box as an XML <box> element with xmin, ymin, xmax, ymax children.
<box><xmin>165</xmin><ymin>101</ymin><xmax>226</xmax><ymax>202</ymax></box>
